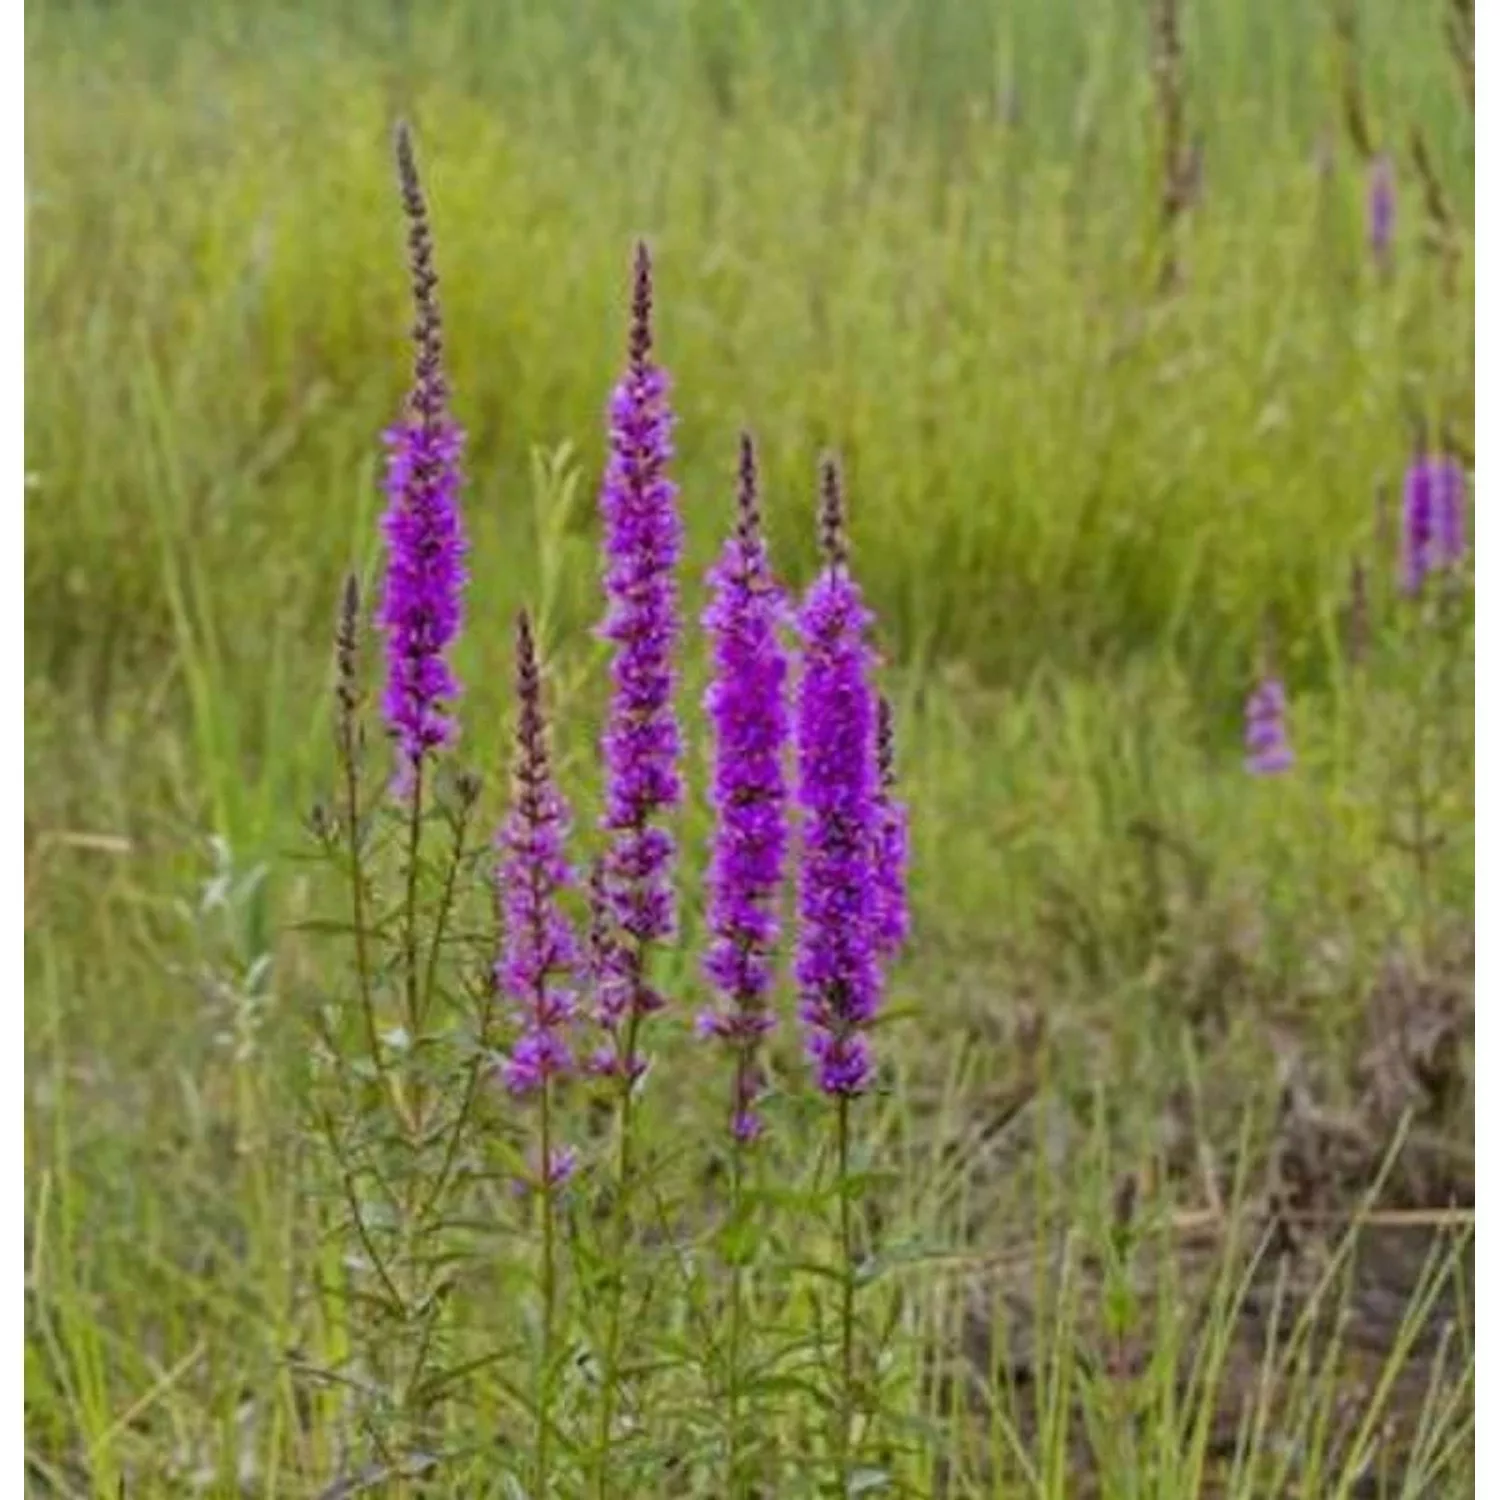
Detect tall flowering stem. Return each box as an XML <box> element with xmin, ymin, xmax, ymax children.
<box><xmin>496</xmin><ymin>610</ymin><xmax>580</xmax><ymax>1493</ymax></box>
<box><xmin>377</xmin><ymin>122</ymin><xmax>470</xmax><ymax>1084</ymax></box>
<box><xmin>592</xmin><ymin>239</ymin><xmax>684</xmax><ymax>1080</ymax></box>
<box><xmin>697</xmin><ymin>434</ymin><xmax>791</xmax><ymax>1494</ymax></box>
<box><xmin>1395</xmin><ymin>443</ymin><xmax>1469</xmax><ymax>964</ymax></box>
<box><xmin>1150</xmin><ymin>0</ymin><xmax>1193</xmax><ymax>293</ymax></box>
<box><xmin>590</xmin><ymin>243</ymin><xmax>684</xmax><ymax>1497</ymax></box>
<box><xmin>378</xmin><ymin>123</ymin><xmax>469</xmax><ymax>796</ymax></box>
<box><xmin>795</xmin><ymin>459</ymin><xmax>881</xmax><ymax>1100</ymax></box>
<box><xmin>332</xmin><ymin>573</ymin><xmax>389</xmax><ymax>1096</ymax></box>
<box><xmin>369</xmin><ymin>131</ymin><xmax>474</xmax><ymax>1488</ymax></box>
<box><xmin>698</xmin><ymin>432</ymin><xmax>791</xmax><ymax>1141</ymax></box>
<box><xmin>795</xmin><ymin>456</ymin><xmax>884</xmax><ymax>1483</ymax></box>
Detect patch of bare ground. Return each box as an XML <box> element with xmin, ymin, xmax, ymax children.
<box><xmin>921</xmin><ymin>928</ymin><xmax>1472</xmax><ymax>1494</ymax></box>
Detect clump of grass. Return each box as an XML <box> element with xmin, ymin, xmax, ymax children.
<box><xmin>25</xmin><ymin>0</ymin><xmax>1472</xmax><ymax>715</ymax></box>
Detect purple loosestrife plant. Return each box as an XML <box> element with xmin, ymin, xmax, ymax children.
<box><xmin>794</xmin><ymin>456</ymin><xmax>888</xmax><ymax>1482</ymax></box>
<box><xmin>697</xmin><ymin>432</ymin><xmax>792</xmax><ymax>1145</ymax></box>
<box><xmin>496</xmin><ymin>610</ymin><xmax>579</xmax><ymax>1494</ymax></box>
<box><xmin>698</xmin><ymin>435</ymin><xmax>792</xmax><ymax>1490</ymax></box>
<box><xmin>377</xmin><ymin>124</ymin><xmax>469</xmax><ymax>794</ymax></box>
<box><xmin>376</xmin><ymin>124</ymin><xmax>474</xmax><ymax>1137</ymax></box>
<box><xmin>1402</xmin><ymin>451</ymin><xmax>1468</xmax><ymax>594</ymax></box>
<box><xmin>306</xmin><ymin>127</ymin><xmax>486</xmax><ymax>1469</ymax></box>
<box><xmin>1244</xmin><ymin>677</ymin><xmax>1294</xmax><ymax>775</ymax></box>
<box><xmin>496</xmin><ymin>610</ymin><xmax>581</xmax><ymax>1178</ymax></box>
<box><xmin>872</xmin><ymin>695</ymin><xmax>910</xmax><ymax>964</ymax></box>
<box><xmin>1402</xmin><ymin>457</ymin><xmax>1433</xmax><ymax>595</ymax></box>
<box><xmin>592</xmin><ymin>241</ymin><xmax>684</xmax><ymax>1083</ymax></box>
<box><xmin>794</xmin><ymin>459</ymin><xmax>882</xmax><ymax>1099</ymax></box>
<box><xmin>590</xmin><ymin>243</ymin><xmax>685</xmax><ymax>1498</ymax></box>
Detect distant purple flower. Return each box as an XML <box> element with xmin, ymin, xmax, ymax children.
<box><xmin>872</xmin><ymin>696</ymin><xmax>910</xmax><ymax>961</ymax></box>
<box><xmin>795</xmin><ymin>458</ymin><xmax>882</xmax><ymax>1097</ymax></box>
<box><xmin>697</xmin><ymin>434</ymin><xmax>792</xmax><ymax>1142</ymax></box>
<box><xmin>1402</xmin><ymin>452</ymin><xmax>1468</xmax><ymax>594</ymax></box>
<box><xmin>592</xmin><ymin>243</ymin><xmax>684</xmax><ymax>1081</ymax></box>
<box><xmin>1432</xmin><ymin>456</ymin><xmax>1467</xmax><ymax>569</ymax></box>
<box><xmin>377</xmin><ymin>123</ymin><xmax>469</xmax><ymax>792</ymax></box>
<box><xmin>1368</xmin><ymin>152</ymin><xmax>1396</xmax><ymax>272</ymax></box>
<box><xmin>511</xmin><ymin>1145</ymin><xmax>580</xmax><ymax>1197</ymax></box>
<box><xmin>1244</xmin><ymin>677</ymin><xmax>1293</xmax><ymax>776</ymax></box>
<box><xmin>1401</xmin><ymin>460</ymin><xmax>1433</xmax><ymax>595</ymax></box>
<box><xmin>496</xmin><ymin>613</ymin><xmax>580</xmax><ymax>1139</ymax></box>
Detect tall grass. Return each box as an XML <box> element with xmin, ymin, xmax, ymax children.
<box><xmin>26</xmin><ymin>0</ymin><xmax>1471</xmax><ymax>713</ymax></box>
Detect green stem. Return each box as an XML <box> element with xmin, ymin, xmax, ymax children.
<box><xmin>836</xmin><ymin>1093</ymin><xmax>856</xmax><ymax>1489</ymax></box>
<box><xmin>725</xmin><ymin>1131</ymin><xmax>746</xmax><ymax>1498</ymax></box>
<box><xmin>340</xmin><ymin>717</ymin><xmax>389</xmax><ymax>1102</ymax></box>
<box><xmin>402</xmin><ymin>762</ymin><xmax>426</xmax><ymax>1054</ymax></box>
<box><xmin>593</xmin><ymin>1000</ymin><xmax>643</xmax><ymax>1500</ymax></box>
<box><xmin>395</xmin><ymin>756</ymin><xmax>427</xmax><ymax>1492</ymax></box>
<box><xmin>538</xmin><ymin>1079</ymin><xmax>557</xmax><ymax>1496</ymax></box>
<box><xmin>418</xmin><ymin>796</ymin><xmax>470</xmax><ymax>1038</ymax></box>
<box><xmin>417</xmin><ymin>980</ymin><xmax>497</xmax><ymax>1226</ymax></box>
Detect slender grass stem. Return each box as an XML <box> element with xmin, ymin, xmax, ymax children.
<box><xmin>418</xmin><ymin>793</ymin><xmax>471</xmax><ymax>1036</ymax></box>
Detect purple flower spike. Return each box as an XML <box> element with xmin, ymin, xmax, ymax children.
<box><xmin>496</xmin><ymin>613</ymin><xmax>580</xmax><ymax>1143</ymax></box>
<box><xmin>872</xmin><ymin>696</ymin><xmax>910</xmax><ymax>961</ymax></box>
<box><xmin>1431</xmin><ymin>454</ymin><xmax>1467</xmax><ymax>573</ymax></box>
<box><xmin>1402</xmin><ymin>457</ymin><xmax>1434</xmax><ymax>594</ymax></box>
<box><xmin>697</xmin><ymin>433</ymin><xmax>792</xmax><ymax>1141</ymax></box>
<box><xmin>377</xmin><ymin>123</ymin><xmax>469</xmax><ymax>791</ymax></box>
<box><xmin>1402</xmin><ymin>451</ymin><xmax>1468</xmax><ymax>594</ymax></box>
<box><xmin>1244</xmin><ymin>677</ymin><xmax>1293</xmax><ymax>776</ymax></box>
<box><xmin>795</xmin><ymin>458</ymin><xmax>883</xmax><ymax>1098</ymax></box>
<box><xmin>1368</xmin><ymin>152</ymin><xmax>1395</xmax><ymax>272</ymax></box>
<box><xmin>592</xmin><ymin>243</ymin><xmax>684</xmax><ymax>1081</ymax></box>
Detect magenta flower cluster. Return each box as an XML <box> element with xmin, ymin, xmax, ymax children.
<box><xmin>1244</xmin><ymin>676</ymin><xmax>1293</xmax><ymax>776</ymax></box>
<box><xmin>793</xmin><ymin>463</ymin><xmax>887</xmax><ymax>1097</ymax></box>
<box><xmin>370</xmin><ymin>138</ymin><xmax>911</xmax><ymax>1143</ymax></box>
<box><xmin>696</xmin><ymin>434</ymin><xmax>792</xmax><ymax>1139</ymax></box>
<box><xmin>496</xmin><ymin>616</ymin><xmax>581</xmax><ymax>1084</ymax></box>
<box><xmin>1240</xmin><ymin>446</ymin><xmax>1471</xmax><ymax>786</ymax></box>
<box><xmin>495</xmin><ymin>611</ymin><xmax>582</xmax><ymax>1182</ymax></box>
<box><xmin>591</xmin><ymin>244</ymin><xmax>686</xmax><ymax>1083</ymax></box>
<box><xmin>1401</xmin><ymin>451</ymin><xmax>1467</xmax><ymax>595</ymax></box>
<box><xmin>377</xmin><ymin>124</ymin><xmax>469</xmax><ymax>790</ymax></box>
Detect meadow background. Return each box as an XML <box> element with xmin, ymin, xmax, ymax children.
<box><xmin>24</xmin><ymin>0</ymin><xmax>1474</xmax><ymax>1494</ymax></box>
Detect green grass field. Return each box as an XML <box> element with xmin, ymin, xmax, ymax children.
<box><xmin>24</xmin><ymin>0</ymin><xmax>1474</xmax><ymax>1494</ymax></box>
